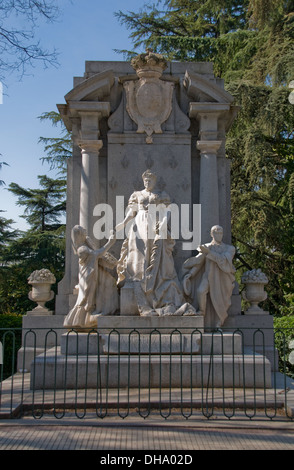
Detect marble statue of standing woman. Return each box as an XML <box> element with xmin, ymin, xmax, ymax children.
<box><xmin>63</xmin><ymin>225</ymin><xmax>118</xmax><ymax>330</ymax></box>
<box><xmin>115</xmin><ymin>170</ymin><xmax>195</xmax><ymax>316</ymax></box>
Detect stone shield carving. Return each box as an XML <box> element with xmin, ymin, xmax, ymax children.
<box><xmin>124</xmin><ymin>52</ymin><xmax>174</xmax><ymax>143</ymax></box>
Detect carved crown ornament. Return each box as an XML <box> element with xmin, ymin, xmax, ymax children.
<box><xmin>130</xmin><ymin>51</ymin><xmax>168</xmax><ymax>78</ymax></box>
<box><xmin>124</xmin><ymin>51</ymin><xmax>174</xmax><ymax>144</ymax></box>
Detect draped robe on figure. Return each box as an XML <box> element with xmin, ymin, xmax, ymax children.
<box><xmin>64</xmin><ymin>238</ymin><xmax>118</xmax><ymax>329</ymax></box>
<box><xmin>182</xmin><ymin>242</ymin><xmax>236</xmax><ymax>326</ymax></box>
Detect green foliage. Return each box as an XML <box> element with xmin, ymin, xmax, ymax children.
<box><xmin>115</xmin><ymin>0</ymin><xmax>254</xmax><ymax>79</ymax></box>
<box><xmin>0</xmin><ymin>315</ymin><xmax>22</xmax><ymax>381</ymax></box>
<box><xmin>0</xmin><ymin>314</ymin><xmax>23</xmax><ymax>329</ymax></box>
<box><xmin>116</xmin><ymin>0</ymin><xmax>294</xmax><ymax>83</ymax></box>
<box><xmin>0</xmin><ymin>228</ymin><xmax>65</xmax><ymax>315</ymax></box>
<box><xmin>0</xmin><ymin>179</ymin><xmax>66</xmax><ymax>316</ymax></box>
<box><xmin>38</xmin><ymin>111</ymin><xmax>72</xmax><ymax>174</ymax></box>
<box><xmin>8</xmin><ymin>175</ymin><xmax>66</xmax><ymax>232</ymax></box>
<box><xmin>0</xmin><ymin>216</ymin><xmax>19</xmax><ymax>253</ymax></box>
<box><xmin>226</xmin><ymin>81</ymin><xmax>294</xmax><ymax>313</ymax></box>
<box><xmin>0</xmin><ymin>161</ymin><xmax>8</xmax><ymax>187</ymax></box>
<box><xmin>274</xmin><ymin>316</ymin><xmax>294</xmax><ymax>377</ymax></box>
<box><xmin>0</xmin><ymin>175</ymin><xmax>66</xmax><ymax>315</ymax></box>
<box><xmin>0</xmin><ymin>110</ymin><xmax>70</xmax><ymax>316</ymax></box>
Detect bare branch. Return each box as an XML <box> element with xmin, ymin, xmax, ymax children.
<box><xmin>0</xmin><ymin>0</ymin><xmax>60</xmax><ymax>83</ymax></box>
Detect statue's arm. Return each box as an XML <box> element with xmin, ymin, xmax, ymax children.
<box><xmin>95</xmin><ymin>231</ymin><xmax>116</xmax><ymax>258</ymax></box>
<box><xmin>85</xmin><ymin>236</ymin><xmax>96</xmax><ymax>250</ymax></box>
<box><xmin>115</xmin><ymin>207</ymin><xmax>136</xmax><ymax>233</ymax></box>
<box><xmin>182</xmin><ymin>252</ymin><xmax>205</xmax><ymax>277</ymax></box>
<box><xmin>206</xmin><ymin>245</ymin><xmax>236</xmax><ymax>272</ymax></box>
<box><xmin>115</xmin><ymin>192</ymin><xmax>138</xmax><ymax>233</ymax></box>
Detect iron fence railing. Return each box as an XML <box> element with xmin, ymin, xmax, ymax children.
<box><xmin>0</xmin><ymin>326</ymin><xmax>293</xmax><ymax>421</ymax></box>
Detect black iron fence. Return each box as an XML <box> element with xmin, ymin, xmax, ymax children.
<box><xmin>0</xmin><ymin>326</ymin><xmax>294</xmax><ymax>421</ymax></box>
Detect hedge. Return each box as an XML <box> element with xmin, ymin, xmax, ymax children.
<box><xmin>0</xmin><ymin>314</ymin><xmax>23</xmax><ymax>380</ymax></box>
<box><xmin>274</xmin><ymin>316</ymin><xmax>294</xmax><ymax>378</ymax></box>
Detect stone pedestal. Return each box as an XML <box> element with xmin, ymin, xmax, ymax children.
<box><xmin>26</xmin><ymin>309</ymin><xmax>54</xmax><ymax>316</ymax></box>
<box><xmin>17</xmin><ymin>314</ymin><xmax>65</xmax><ymax>372</ymax></box>
<box><xmin>30</xmin><ymin>316</ymin><xmax>272</xmax><ymax>390</ymax></box>
<box><xmin>30</xmin><ymin>346</ymin><xmax>272</xmax><ymax>390</ymax></box>
<box><xmin>224</xmin><ymin>314</ymin><xmax>279</xmax><ymax>371</ymax></box>
<box><xmin>97</xmin><ymin>314</ymin><xmax>205</xmax><ymax>332</ymax></box>
<box><xmin>120</xmin><ymin>283</ymin><xmax>138</xmax><ymax>316</ymax></box>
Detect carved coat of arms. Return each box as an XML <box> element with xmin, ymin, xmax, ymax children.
<box><xmin>124</xmin><ymin>52</ymin><xmax>174</xmax><ymax>143</ymax></box>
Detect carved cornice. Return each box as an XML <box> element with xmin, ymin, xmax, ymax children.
<box><xmin>57</xmin><ymin>70</ymin><xmax>114</xmax><ymax>132</ymax></box>
<box><xmin>184</xmin><ymin>70</ymin><xmax>234</xmax><ymax>104</ymax></box>
<box><xmin>197</xmin><ymin>140</ymin><xmax>222</xmax><ymax>154</ymax></box>
<box><xmin>57</xmin><ymin>102</ymin><xmax>111</xmax><ymax>132</ymax></box>
<box><xmin>78</xmin><ymin>139</ymin><xmax>103</xmax><ymax>155</ymax></box>
<box><xmin>190</xmin><ymin>102</ymin><xmax>240</xmax><ymax>133</ymax></box>
<box><xmin>69</xmin><ymin>101</ymin><xmax>111</xmax><ymax>118</ymax></box>
<box><xmin>64</xmin><ymin>70</ymin><xmax>115</xmax><ymax>102</ymax></box>
<box><xmin>189</xmin><ymin>102</ymin><xmax>230</xmax><ymax>119</ymax></box>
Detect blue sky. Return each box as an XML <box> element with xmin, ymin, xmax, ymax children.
<box><xmin>0</xmin><ymin>0</ymin><xmax>149</xmax><ymax>230</ymax></box>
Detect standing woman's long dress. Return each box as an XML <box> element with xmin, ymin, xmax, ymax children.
<box><xmin>117</xmin><ymin>188</ymin><xmax>186</xmax><ymax>314</ymax></box>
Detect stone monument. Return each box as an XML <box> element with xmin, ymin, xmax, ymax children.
<box><xmin>55</xmin><ymin>51</ymin><xmax>240</xmax><ymax>326</ymax></box>
<box><xmin>20</xmin><ymin>52</ymin><xmax>277</xmax><ymax>388</ymax></box>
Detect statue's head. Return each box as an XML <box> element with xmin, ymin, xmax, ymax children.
<box><xmin>142</xmin><ymin>169</ymin><xmax>157</xmax><ymax>191</ymax></box>
<box><xmin>71</xmin><ymin>225</ymin><xmax>87</xmax><ymax>251</ymax></box>
<box><xmin>211</xmin><ymin>225</ymin><xmax>223</xmax><ymax>243</ymax></box>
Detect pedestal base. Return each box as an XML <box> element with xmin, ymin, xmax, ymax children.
<box><xmin>30</xmin><ymin>348</ymin><xmax>272</xmax><ymax>390</ymax></box>
<box><xmin>26</xmin><ymin>309</ymin><xmax>54</xmax><ymax>316</ymax></box>
<box><xmin>120</xmin><ymin>283</ymin><xmax>138</xmax><ymax>316</ymax></box>
<box><xmin>30</xmin><ymin>316</ymin><xmax>272</xmax><ymax>390</ymax></box>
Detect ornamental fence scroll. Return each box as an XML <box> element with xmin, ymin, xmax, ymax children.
<box><xmin>0</xmin><ymin>326</ymin><xmax>293</xmax><ymax>421</ymax></box>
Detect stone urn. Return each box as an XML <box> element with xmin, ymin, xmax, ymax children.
<box><xmin>241</xmin><ymin>269</ymin><xmax>268</xmax><ymax>315</ymax></box>
<box><xmin>27</xmin><ymin>269</ymin><xmax>56</xmax><ymax>315</ymax></box>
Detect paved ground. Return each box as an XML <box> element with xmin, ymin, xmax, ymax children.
<box><xmin>0</xmin><ymin>414</ymin><xmax>294</xmax><ymax>451</ymax></box>
<box><xmin>1</xmin><ymin>372</ymin><xmax>294</xmax><ymax>451</ymax></box>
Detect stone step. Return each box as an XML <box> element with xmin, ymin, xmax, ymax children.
<box><xmin>30</xmin><ymin>347</ymin><xmax>272</xmax><ymax>389</ymax></box>
<box><xmin>96</xmin><ymin>314</ymin><xmax>205</xmax><ymax>333</ymax></box>
<box><xmin>60</xmin><ymin>332</ymin><xmax>243</xmax><ymax>356</ymax></box>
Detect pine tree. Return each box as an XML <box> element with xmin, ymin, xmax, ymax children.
<box><xmin>0</xmin><ymin>160</ymin><xmax>8</xmax><ymax>187</ymax></box>
<box><xmin>0</xmin><ymin>176</ymin><xmax>66</xmax><ymax>314</ymax></box>
<box><xmin>38</xmin><ymin>111</ymin><xmax>72</xmax><ymax>173</ymax></box>
<box><xmin>0</xmin><ymin>110</ymin><xmax>70</xmax><ymax>314</ymax></box>
<box><xmin>8</xmin><ymin>175</ymin><xmax>66</xmax><ymax>232</ymax></box>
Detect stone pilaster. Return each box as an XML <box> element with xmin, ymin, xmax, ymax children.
<box><xmin>196</xmin><ymin>140</ymin><xmax>222</xmax><ymax>243</ymax></box>
<box><xmin>78</xmin><ymin>139</ymin><xmax>103</xmax><ymax>238</ymax></box>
